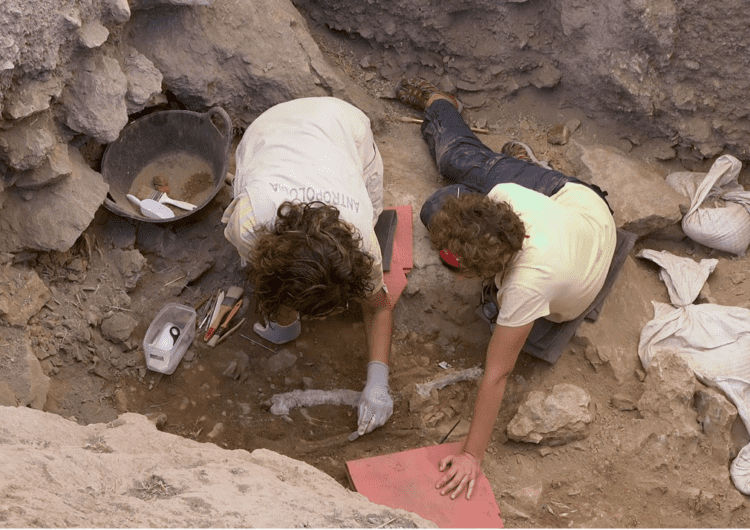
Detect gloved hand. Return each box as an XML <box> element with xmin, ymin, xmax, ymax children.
<box><xmin>357</xmin><ymin>361</ymin><xmax>393</xmax><ymax>435</ymax></box>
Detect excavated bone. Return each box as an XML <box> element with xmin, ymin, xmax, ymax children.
<box><xmin>268</xmin><ymin>389</ymin><xmax>361</xmax><ymax>416</ymax></box>
<box><xmin>415</xmin><ymin>366</ymin><xmax>484</xmax><ymax>398</ymax></box>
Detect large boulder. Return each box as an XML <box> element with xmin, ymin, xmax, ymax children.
<box><xmin>574</xmin><ymin>143</ymin><xmax>685</xmax><ymax>236</ymax></box>
<box><xmin>62</xmin><ymin>54</ymin><xmax>129</xmax><ymax>144</ymax></box>
<box><xmin>124</xmin><ymin>0</ymin><xmax>345</xmax><ymax>128</ymax></box>
<box><xmin>0</xmin><ymin>145</ymin><xmax>109</xmax><ymax>253</ymax></box>
<box><xmin>0</xmin><ymin>407</ymin><xmax>434</xmax><ymax>528</ymax></box>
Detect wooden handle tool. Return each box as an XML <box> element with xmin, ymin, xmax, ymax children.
<box><xmin>204</xmin><ymin>286</ymin><xmax>243</xmax><ymax>341</ymax></box>
<box><xmin>207</xmin><ymin>297</ymin><xmax>243</xmax><ymax>347</ymax></box>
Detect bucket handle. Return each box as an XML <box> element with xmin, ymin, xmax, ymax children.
<box><xmin>205</xmin><ymin>107</ymin><xmax>233</xmax><ymax>155</ymax></box>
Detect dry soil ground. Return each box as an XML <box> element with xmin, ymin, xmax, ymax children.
<box><xmin>36</xmin><ymin>24</ymin><xmax>750</xmax><ymax>528</ymax></box>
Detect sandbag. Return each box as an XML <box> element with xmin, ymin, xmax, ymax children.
<box><xmin>637</xmin><ymin>249</ymin><xmax>750</xmax><ymax>494</ymax></box>
<box><xmin>666</xmin><ymin>155</ymin><xmax>750</xmax><ymax>255</ymax></box>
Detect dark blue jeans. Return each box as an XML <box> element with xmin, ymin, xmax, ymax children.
<box><xmin>419</xmin><ymin>100</ymin><xmax>611</xmax><ymax>227</ymax></box>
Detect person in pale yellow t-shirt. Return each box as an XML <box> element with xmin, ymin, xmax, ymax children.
<box><xmin>396</xmin><ymin>78</ymin><xmax>617</xmax><ymax>502</ymax></box>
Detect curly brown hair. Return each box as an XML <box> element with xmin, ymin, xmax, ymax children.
<box><xmin>428</xmin><ymin>193</ymin><xmax>526</xmax><ymax>279</ymax></box>
<box><xmin>248</xmin><ymin>201</ymin><xmax>375</xmax><ymax>320</ymax></box>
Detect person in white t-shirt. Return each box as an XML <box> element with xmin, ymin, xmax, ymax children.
<box><xmin>222</xmin><ymin>97</ymin><xmax>393</xmax><ymax>437</ymax></box>
<box><xmin>396</xmin><ymin>78</ymin><xmax>617</xmax><ymax>500</ymax></box>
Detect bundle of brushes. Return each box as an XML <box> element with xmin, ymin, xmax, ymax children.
<box><xmin>197</xmin><ymin>285</ymin><xmax>245</xmax><ymax>347</ymax></box>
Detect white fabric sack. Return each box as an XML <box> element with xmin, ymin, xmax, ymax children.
<box><xmin>637</xmin><ymin>249</ymin><xmax>750</xmax><ymax>494</ymax></box>
<box><xmin>666</xmin><ymin>155</ymin><xmax>750</xmax><ymax>255</ymax></box>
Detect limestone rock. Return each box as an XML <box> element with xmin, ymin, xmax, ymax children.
<box><xmin>14</xmin><ymin>142</ymin><xmax>73</xmax><ymax>190</ymax></box>
<box><xmin>507</xmin><ymin>383</ymin><xmax>593</xmax><ymax>445</ymax></box>
<box><xmin>0</xmin><ymin>407</ymin><xmax>434</xmax><ymax>528</ymax></box>
<box><xmin>574</xmin><ymin>256</ymin><xmax>658</xmax><ymax>383</ymax></box>
<box><xmin>574</xmin><ymin>143</ymin><xmax>685</xmax><ymax>236</ymax></box>
<box><xmin>100</xmin><ymin>312</ymin><xmax>139</xmax><ymax>343</ymax></box>
<box><xmin>0</xmin><ymin>111</ymin><xmax>57</xmax><ymax>171</ymax></box>
<box><xmin>63</xmin><ymin>54</ymin><xmax>128</xmax><ymax>143</ymax></box>
<box><xmin>104</xmin><ymin>0</ymin><xmax>131</xmax><ymax>24</ymax></box>
<box><xmin>0</xmin><ymin>145</ymin><xmax>109</xmax><ymax>253</ymax></box>
<box><xmin>0</xmin><ymin>328</ymin><xmax>50</xmax><ymax>409</ymax></box>
<box><xmin>266</xmin><ymin>349</ymin><xmax>298</xmax><ymax>373</ymax></box>
<box><xmin>125</xmin><ymin>0</ymin><xmax>343</xmax><ymax>128</ymax></box>
<box><xmin>0</xmin><ymin>265</ymin><xmax>51</xmax><ymax>327</ymax></box>
<box><xmin>77</xmin><ymin>21</ymin><xmax>110</xmax><ymax>49</ymax></box>
<box><xmin>695</xmin><ymin>386</ymin><xmax>738</xmax><ymax>462</ymax></box>
<box><xmin>637</xmin><ymin>352</ymin><xmax>699</xmax><ymax>431</ymax></box>
<box><xmin>547</xmin><ymin>119</ymin><xmax>580</xmax><ymax>146</ymax></box>
<box><xmin>121</xmin><ymin>47</ymin><xmax>164</xmax><ymax>114</ymax></box>
<box><xmin>530</xmin><ymin>61</ymin><xmax>562</xmax><ymax>89</ymax></box>
<box><xmin>2</xmin><ymin>76</ymin><xmax>62</xmax><ymax>120</ymax></box>
<box><xmin>111</xmin><ymin>248</ymin><xmax>148</xmax><ymax>291</ymax></box>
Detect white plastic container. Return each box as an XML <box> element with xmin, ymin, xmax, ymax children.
<box><xmin>143</xmin><ymin>303</ymin><xmax>196</xmax><ymax>374</ymax></box>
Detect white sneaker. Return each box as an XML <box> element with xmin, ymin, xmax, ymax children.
<box><xmin>253</xmin><ymin>318</ymin><xmax>301</xmax><ymax>345</ymax></box>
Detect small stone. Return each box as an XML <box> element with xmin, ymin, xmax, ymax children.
<box><xmin>610</xmin><ymin>393</ymin><xmax>637</xmax><ymax>411</ymax></box>
<box><xmin>547</xmin><ymin>123</ymin><xmax>570</xmax><ymax>145</ymax></box>
<box><xmin>266</xmin><ymin>349</ymin><xmax>297</xmax><ymax>373</ymax></box>
<box><xmin>207</xmin><ymin>422</ymin><xmax>224</xmax><ymax>438</ymax></box>
<box><xmin>145</xmin><ymin>412</ymin><xmax>167</xmax><ymax>430</ymax></box>
<box><xmin>114</xmin><ymin>389</ymin><xmax>128</xmax><ymax>412</ymax></box>
<box><xmin>100</xmin><ymin>312</ymin><xmax>138</xmax><ymax>344</ymax></box>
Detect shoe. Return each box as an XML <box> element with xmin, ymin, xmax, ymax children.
<box><xmin>395</xmin><ymin>78</ymin><xmax>463</xmax><ymax>112</ymax></box>
<box><xmin>501</xmin><ymin>141</ymin><xmax>551</xmax><ymax>169</ymax></box>
<box><xmin>253</xmin><ymin>318</ymin><xmax>301</xmax><ymax>345</ymax></box>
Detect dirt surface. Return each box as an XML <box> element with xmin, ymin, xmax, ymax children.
<box><xmin>33</xmin><ymin>21</ymin><xmax>750</xmax><ymax>529</ymax></box>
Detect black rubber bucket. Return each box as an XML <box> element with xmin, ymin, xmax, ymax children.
<box><xmin>101</xmin><ymin>107</ymin><xmax>232</xmax><ymax>223</ymax></box>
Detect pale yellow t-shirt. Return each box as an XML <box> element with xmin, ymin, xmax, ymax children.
<box><xmin>487</xmin><ymin>182</ymin><xmax>617</xmax><ymax>327</ymax></box>
<box><xmin>221</xmin><ymin>97</ymin><xmax>385</xmax><ymax>293</ymax></box>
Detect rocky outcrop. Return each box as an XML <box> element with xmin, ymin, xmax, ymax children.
<box><xmin>0</xmin><ymin>145</ymin><xmax>108</xmax><ymax>253</ymax></box>
<box><xmin>124</xmin><ymin>0</ymin><xmax>343</xmax><ymax>129</ymax></box>
<box><xmin>0</xmin><ymin>407</ymin><xmax>433</xmax><ymax>528</ymax></box>
<box><xmin>293</xmin><ymin>0</ymin><xmax>750</xmax><ymax>161</ymax></box>
<box><xmin>0</xmin><ymin>0</ymin><xmax>346</xmax><ymax>254</ymax></box>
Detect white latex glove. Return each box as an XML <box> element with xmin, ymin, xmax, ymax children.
<box><xmin>357</xmin><ymin>361</ymin><xmax>393</xmax><ymax>435</ymax></box>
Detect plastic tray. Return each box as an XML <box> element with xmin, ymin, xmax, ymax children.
<box><xmin>143</xmin><ymin>303</ymin><xmax>196</xmax><ymax>374</ymax></box>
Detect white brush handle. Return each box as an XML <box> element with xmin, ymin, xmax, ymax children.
<box><xmin>160</xmin><ymin>196</ymin><xmax>196</xmax><ymax>210</ymax></box>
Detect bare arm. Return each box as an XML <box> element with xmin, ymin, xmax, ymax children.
<box><xmin>462</xmin><ymin>321</ymin><xmax>533</xmax><ymax>459</ymax></box>
<box><xmin>358</xmin><ymin>288</ymin><xmax>393</xmax><ymax>364</ymax></box>
<box><xmin>436</xmin><ymin>321</ymin><xmax>534</xmax><ymax>499</ymax></box>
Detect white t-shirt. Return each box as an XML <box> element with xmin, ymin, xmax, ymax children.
<box><xmin>487</xmin><ymin>182</ymin><xmax>617</xmax><ymax>327</ymax></box>
<box><xmin>222</xmin><ymin>97</ymin><xmax>385</xmax><ymax>293</ymax></box>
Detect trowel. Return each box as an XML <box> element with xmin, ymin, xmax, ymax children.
<box><xmin>126</xmin><ymin>194</ymin><xmax>175</xmax><ymax>220</ymax></box>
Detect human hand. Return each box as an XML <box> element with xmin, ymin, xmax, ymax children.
<box><xmin>357</xmin><ymin>361</ymin><xmax>393</xmax><ymax>435</ymax></box>
<box><xmin>435</xmin><ymin>452</ymin><xmax>481</xmax><ymax>500</ymax></box>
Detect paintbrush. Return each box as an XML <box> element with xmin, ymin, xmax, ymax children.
<box><xmin>215</xmin><ymin>317</ymin><xmax>246</xmax><ymax>345</ymax></box>
<box><xmin>207</xmin><ymin>297</ymin><xmax>243</xmax><ymax>347</ymax></box>
<box><xmin>203</xmin><ymin>289</ymin><xmax>224</xmax><ymax>341</ymax></box>
<box><xmin>204</xmin><ymin>286</ymin><xmax>243</xmax><ymax>341</ymax></box>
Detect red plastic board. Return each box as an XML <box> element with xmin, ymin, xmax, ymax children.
<box><xmin>346</xmin><ymin>442</ymin><xmax>503</xmax><ymax>528</ymax></box>
<box><xmin>382</xmin><ymin>205</ymin><xmax>413</xmax><ymax>308</ymax></box>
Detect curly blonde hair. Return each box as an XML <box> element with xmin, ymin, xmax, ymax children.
<box><xmin>428</xmin><ymin>193</ymin><xmax>526</xmax><ymax>279</ymax></box>
<box><xmin>248</xmin><ymin>201</ymin><xmax>375</xmax><ymax>320</ymax></box>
